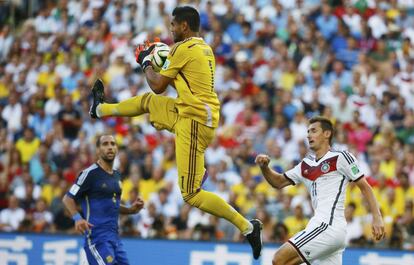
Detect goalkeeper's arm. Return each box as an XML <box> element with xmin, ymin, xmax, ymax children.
<box><xmin>135</xmin><ymin>44</ymin><xmax>172</xmax><ymax>94</ymax></box>
<box><xmin>143</xmin><ymin>67</ymin><xmax>172</xmax><ymax>94</ymax></box>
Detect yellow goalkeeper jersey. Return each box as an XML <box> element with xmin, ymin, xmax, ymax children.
<box><xmin>160</xmin><ymin>37</ymin><xmax>220</xmax><ymax>128</ymax></box>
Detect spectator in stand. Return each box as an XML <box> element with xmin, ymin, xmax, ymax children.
<box><xmin>379</xmin><ymin>147</ymin><xmax>397</xmax><ymax>181</ymax></box>
<box><xmin>57</xmin><ymin>95</ymin><xmax>82</xmax><ymax>140</ymax></box>
<box><xmin>325</xmin><ymin>60</ymin><xmax>353</xmax><ymax>90</ymax></box>
<box><xmin>316</xmin><ymin>3</ymin><xmax>338</xmax><ymax>40</ymax></box>
<box><xmin>41</xmin><ymin>172</ymin><xmax>63</xmax><ymax>206</ymax></box>
<box><xmin>2</xmin><ymin>92</ymin><xmax>22</xmax><ymax>135</ymax></box>
<box><xmin>52</xmin><ymin>139</ymin><xmax>75</xmax><ymax>172</ymax></box>
<box><xmin>0</xmin><ymin>195</ymin><xmax>25</xmax><ymax>232</ymax></box>
<box><xmin>15</xmin><ymin>127</ymin><xmax>40</xmax><ymax>164</ymax></box>
<box><xmin>32</xmin><ymin>198</ymin><xmax>53</xmax><ymax>232</ymax></box>
<box><xmin>345</xmin><ymin>202</ymin><xmax>364</xmax><ymax>245</ymax></box>
<box><xmin>283</xmin><ymin>204</ymin><xmax>308</xmax><ymax>238</ymax></box>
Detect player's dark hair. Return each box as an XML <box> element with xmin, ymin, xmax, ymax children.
<box><xmin>96</xmin><ymin>135</ymin><xmax>103</xmax><ymax>147</ymax></box>
<box><xmin>96</xmin><ymin>133</ymin><xmax>116</xmax><ymax>147</ymax></box>
<box><xmin>309</xmin><ymin>116</ymin><xmax>334</xmax><ymax>145</ymax></box>
<box><xmin>96</xmin><ymin>134</ymin><xmax>113</xmax><ymax>147</ymax></box>
<box><xmin>172</xmin><ymin>6</ymin><xmax>200</xmax><ymax>32</ymax></box>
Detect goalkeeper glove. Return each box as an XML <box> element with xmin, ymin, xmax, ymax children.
<box><xmin>135</xmin><ymin>38</ymin><xmax>161</xmax><ymax>71</ymax></box>
<box><xmin>135</xmin><ymin>44</ymin><xmax>154</xmax><ymax>70</ymax></box>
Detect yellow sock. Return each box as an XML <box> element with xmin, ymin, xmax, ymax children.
<box><xmin>185</xmin><ymin>190</ymin><xmax>252</xmax><ymax>234</ymax></box>
<box><xmin>97</xmin><ymin>93</ymin><xmax>152</xmax><ymax>117</ymax></box>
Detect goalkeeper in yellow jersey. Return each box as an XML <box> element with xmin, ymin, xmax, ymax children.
<box><xmin>89</xmin><ymin>6</ymin><xmax>263</xmax><ymax>259</ymax></box>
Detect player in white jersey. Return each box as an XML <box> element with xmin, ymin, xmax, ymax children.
<box><xmin>255</xmin><ymin>116</ymin><xmax>385</xmax><ymax>265</ymax></box>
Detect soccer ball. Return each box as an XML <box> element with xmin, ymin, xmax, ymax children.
<box><xmin>151</xmin><ymin>42</ymin><xmax>170</xmax><ymax>72</ymax></box>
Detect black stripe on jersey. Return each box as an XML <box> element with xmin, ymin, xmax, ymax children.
<box><xmin>351</xmin><ymin>174</ymin><xmax>364</xmax><ymax>182</ymax></box>
<box><xmin>170</xmin><ymin>38</ymin><xmax>192</xmax><ymax>56</ymax></box>
<box><xmin>345</xmin><ymin>151</ymin><xmax>354</xmax><ymax>163</ymax></box>
<box><xmin>189</xmin><ymin>120</ymin><xmax>198</xmax><ymax>192</ymax></box>
<box><xmin>188</xmin><ymin>42</ymin><xmax>206</xmax><ymax>48</ymax></box>
<box><xmin>190</xmin><ymin>120</ymin><xmax>198</xmax><ymax>193</ymax></box>
<box><xmin>329</xmin><ymin>176</ymin><xmax>346</xmax><ymax>225</ymax></box>
<box><xmin>296</xmin><ymin>223</ymin><xmax>329</xmax><ymax>248</ymax></box>
<box><xmin>287</xmin><ymin>241</ymin><xmax>311</xmax><ymax>265</ymax></box>
<box><xmin>312</xmin><ymin>182</ymin><xmax>317</xmax><ymax>197</ymax></box>
<box><xmin>340</xmin><ymin>151</ymin><xmax>351</xmax><ymax>164</ymax></box>
<box><xmin>187</xmin><ymin>121</ymin><xmax>196</xmax><ymax>193</ymax></box>
<box><xmin>341</xmin><ymin>151</ymin><xmax>354</xmax><ymax>164</ymax></box>
<box><xmin>178</xmin><ymin>72</ymin><xmax>194</xmax><ymax>94</ymax></box>
<box><xmin>190</xmin><ymin>121</ymin><xmax>199</xmax><ymax>191</ymax></box>
<box><xmin>295</xmin><ymin>223</ymin><xmax>326</xmax><ymax>247</ymax></box>
<box><xmin>170</xmin><ymin>42</ymin><xmax>182</xmax><ymax>56</ymax></box>
<box><xmin>183</xmin><ymin>192</ymin><xmax>197</xmax><ymax>202</ymax></box>
<box><xmin>293</xmin><ymin>230</ymin><xmax>306</xmax><ymax>241</ymax></box>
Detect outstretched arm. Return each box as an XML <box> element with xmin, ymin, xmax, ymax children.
<box><xmin>255</xmin><ymin>154</ymin><xmax>293</xmax><ymax>189</ymax></box>
<box><xmin>355</xmin><ymin>177</ymin><xmax>385</xmax><ymax>241</ymax></box>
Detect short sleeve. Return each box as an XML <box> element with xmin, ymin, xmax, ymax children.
<box><xmin>284</xmin><ymin>162</ymin><xmax>303</xmax><ymax>185</ymax></box>
<box><xmin>160</xmin><ymin>44</ymin><xmax>190</xmax><ymax>78</ymax></box>
<box><xmin>337</xmin><ymin>151</ymin><xmax>364</xmax><ymax>182</ymax></box>
<box><xmin>66</xmin><ymin>170</ymin><xmax>92</xmax><ymax>200</ymax></box>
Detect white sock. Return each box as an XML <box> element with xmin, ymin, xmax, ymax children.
<box><xmin>242</xmin><ymin>222</ymin><xmax>254</xmax><ymax>236</ymax></box>
<box><xmin>96</xmin><ymin>105</ymin><xmax>102</xmax><ymax>118</ymax></box>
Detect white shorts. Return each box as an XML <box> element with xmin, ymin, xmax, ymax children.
<box><xmin>288</xmin><ymin>218</ymin><xmax>346</xmax><ymax>265</ymax></box>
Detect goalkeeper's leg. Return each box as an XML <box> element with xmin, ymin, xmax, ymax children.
<box><xmin>96</xmin><ymin>93</ymin><xmax>153</xmax><ymax>117</ymax></box>
<box><xmin>176</xmin><ymin>117</ymin><xmax>263</xmax><ymax>259</ymax></box>
<box><xmin>90</xmin><ymin>79</ymin><xmax>153</xmax><ymax>118</ymax></box>
<box><xmin>90</xmin><ymin>79</ymin><xmax>178</xmax><ymax>131</ymax></box>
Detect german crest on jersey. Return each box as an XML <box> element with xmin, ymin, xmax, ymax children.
<box><xmin>321</xmin><ymin>161</ymin><xmax>330</xmax><ymax>173</ymax></box>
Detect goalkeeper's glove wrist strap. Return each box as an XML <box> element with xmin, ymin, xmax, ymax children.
<box><xmin>142</xmin><ymin>60</ymin><xmax>152</xmax><ymax>71</ymax></box>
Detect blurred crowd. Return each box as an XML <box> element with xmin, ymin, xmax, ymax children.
<box><xmin>0</xmin><ymin>0</ymin><xmax>414</xmax><ymax>251</ymax></box>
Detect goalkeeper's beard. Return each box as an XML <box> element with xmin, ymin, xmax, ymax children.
<box><xmin>173</xmin><ymin>32</ymin><xmax>184</xmax><ymax>43</ymax></box>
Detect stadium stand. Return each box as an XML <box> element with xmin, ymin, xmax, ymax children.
<box><xmin>0</xmin><ymin>0</ymin><xmax>413</xmax><ymax>251</ymax></box>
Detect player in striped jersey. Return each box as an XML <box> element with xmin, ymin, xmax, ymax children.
<box><xmin>63</xmin><ymin>135</ymin><xmax>144</xmax><ymax>265</ymax></box>
<box><xmin>255</xmin><ymin>116</ymin><xmax>384</xmax><ymax>265</ymax></box>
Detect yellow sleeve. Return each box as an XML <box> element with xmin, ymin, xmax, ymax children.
<box><xmin>160</xmin><ymin>44</ymin><xmax>190</xmax><ymax>78</ymax></box>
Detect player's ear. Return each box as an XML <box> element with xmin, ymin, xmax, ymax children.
<box><xmin>182</xmin><ymin>21</ymin><xmax>189</xmax><ymax>32</ymax></box>
<box><xmin>323</xmin><ymin>130</ymin><xmax>331</xmax><ymax>140</ymax></box>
